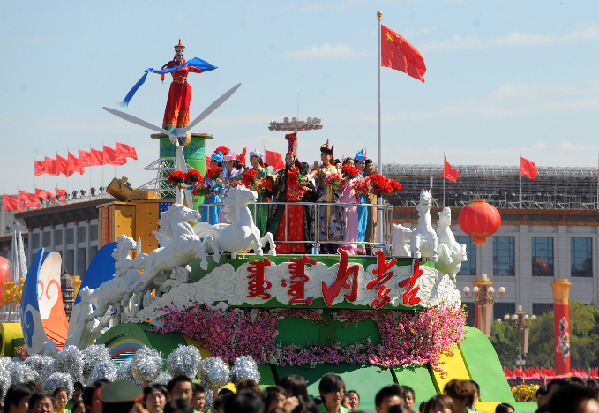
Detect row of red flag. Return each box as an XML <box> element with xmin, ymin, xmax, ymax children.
<box><xmin>4</xmin><ymin>188</ymin><xmax>67</xmax><ymax>211</ymax></box>
<box><xmin>505</xmin><ymin>367</ymin><xmax>599</xmax><ymax>380</ymax></box>
<box><xmin>34</xmin><ymin>143</ymin><xmax>137</xmax><ymax>177</ymax></box>
<box><xmin>440</xmin><ymin>156</ymin><xmax>538</xmax><ymax>184</ymax></box>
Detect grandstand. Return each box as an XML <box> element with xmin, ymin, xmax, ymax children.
<box><xmin>383</xmin><ymin>164</ymin><xmax>599</xmax><ymax>210</ymax></box>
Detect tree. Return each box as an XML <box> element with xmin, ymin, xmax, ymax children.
<box><xmin>489</xmin><ymin>301</ymin><xmax>599</xmax><ymax>368</ymax></box>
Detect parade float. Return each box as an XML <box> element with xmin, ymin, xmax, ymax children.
<box><xmin>1</xmin><ymin>40</ymin><xmax>534</xmax><ymax>413</ymax></box>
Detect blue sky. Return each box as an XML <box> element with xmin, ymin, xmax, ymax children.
<box><xmin>1</xmin><ymin>0</ymin><xmax>599</xmax><ymax>195</ymax></box>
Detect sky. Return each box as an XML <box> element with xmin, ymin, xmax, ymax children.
<box><xmin>1</xmin><ymin>0</ymin><xmax>599</xmax><ymax>195</ymax></box>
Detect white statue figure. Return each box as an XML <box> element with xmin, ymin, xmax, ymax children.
<box><xmin>391</xmin><ymin>224</ymin><xmax>412</xmax><ymax>257</ymax></box>
<box><xmin>410</xmin><ymin>190</ymin><xmax>439</xmax><ymax>262</ymax></box>
<box><xmin>435</xmin><ymin>207</ymin><xmax>468</xmax><ymax>277</ymax></box>
<box><xmin>193</xmin><ymin>186</ymin><xmax>277</xmax><ymax>259</ymax></box>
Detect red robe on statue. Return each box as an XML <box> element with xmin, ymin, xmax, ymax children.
<box><xmin>161</xmin><ymin>61</ymin><xmax>203</xmax><ymax>130</ymax></box>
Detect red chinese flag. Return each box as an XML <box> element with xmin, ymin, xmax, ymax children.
<box><xmin>35</xmin><ymin>188</ymin><xmax>56</xmax><ymax>202</ymax></box>
<box><xmin>440</xmin><ymin>157</ymin><xmax>460</xmax><ymax>184</ymax></box>
<box><xmin>34</xmin><ymin>160</ymin><xmax>46</xmax><ymax>176</ymax></box>
<box><xmin>55</xmin><ymin>154</ymin><xmax>68</xmax><ymax>176</ymax></box>
<box><xmin>67</xmin><ymin>152</ymin><xmax>79</xmax><ymax>176</ymax></box>
<box><xmin>3</xmin><ymin>194</ymin><xmax>19</xmax><ymax>211</ymax></box>
<box><xmin>103</xmin><ymin>145</ymin><xmax>126</xmax><ymax>166</ymax></box>
<box><xmin>19</xmin><ymin>190</ymin><xmax>36</xmax><ymax>208</ymax></box>
<box><xmin>381</xmin><ymin>24</ymin><xmax>426</xmax><ymax>82</ymax></box>
<box><xmin>79</xmin><ymin>149</ymin><xmax>91</xmax><ymax>174</ymax></box>
<box><xmin>45</xmin><ymin>156</ymin><xmax>57</xmax><ymax>176</ymax></box>
<box><xmin>265</xmin><ymin>150</ymin><xmax>285</xmax><ymax>170</ymax></box>
<box><xmin>520</xmin><ymin>156</ymin><xmax>538</xmax><ymax>181</ymax></box>
<box><xmin>90</xmin><ymin>148</ymin><xmax>104</xmax><ymax>166</ymax></box>
<box><xmin>116</xmin><ymin>142</ymin><xmax>138</xmax><ymax>161</ymax></box>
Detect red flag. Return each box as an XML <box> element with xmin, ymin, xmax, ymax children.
<box><xmin>520</xmin><ymin>156</ymin><xmax>538</xmax><ymax>181</ymax></box>
<box><xmin>34</xmin><ymin>159</ymin><xmax>46</xmax><ymax>176</ymax></box>
<box><xmin>67</xmin><ymin>152</ymin><xmax>79</xmax><ymax>176</ymax></box>
<box><xmin>19</xmin><ymin>190</ymin><xmax>36</xmax><ymax>208</ymax></box>
<box><xmin>44</xmin><ymin>156</ymin><xmax>57</xmax><ymax>176</ymax></box>
<box><xmin>79</xmin><ymin>149</ymin><xmax>91</xmax><ymax>174</ymax></box>
<box><xmin>55</xmin><ymin>154</ymin><xmax>68</xmax><ymax>176</ymax></box>
<box><xmin>440</xmin><ymin>157</ymin><xmax>460</xmax><ymax>184</ymax></box>
<box><xmin>265</xmin><ymin>150</ymin><xmax>285</xmax><ymax>170</ymax></box>
<box><xmin>35</xmin><ymin>188</ymin><xmax>56</xmax><ymax>202</ymax></box>
<box><xmin>103</xmin><ymin>145</ymin><xmax>126</xmax><ymax>165</ymax></box>
<box><xmin>381</xmin><ymin>24</ymin><xmax>426</xmax><ymax>82</ymax></box>
<box><xmin>237</xmin><ymin>147</ymin><xmax>247</xmax><ymax>166</ymax></box>
<box><xmin>55</xmin><ymin>188</ymin><xmax>67</xmax><ymax>201</ymax></box>
<box><xmin>3</xmin><ymin>194</ymin><xmax>19</xmax><ymax>211</ymax></box>
<box><xmin>90</xmin><ymin>148</ymin><xmax>104</xmax><ymax>166</ymax></box>
<box><xmin>116</xmin><ymin>142</ymin><xmax>138</xmax><ymax>161</ymax></box>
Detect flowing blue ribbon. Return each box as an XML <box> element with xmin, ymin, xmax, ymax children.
<box><xmin>119</xmin><ymin>57</ymin><xmax>217</xmax><ymax>107</ymax></box>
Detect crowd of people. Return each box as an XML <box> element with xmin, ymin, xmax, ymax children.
<box><xmin>182</xmin><ymin>137</ymin><xmax>389</xmax><ymax>255</ymax></box>
<box><xmin>3</xmin><ymin>372</ymin><xmax>599</xmax><ymax>413</ymax></box>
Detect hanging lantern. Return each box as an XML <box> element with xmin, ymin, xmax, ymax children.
<box><xmin>459</xmin><ymin>199</ymin><xmax>501</xmax><ymax>245</ymax></box>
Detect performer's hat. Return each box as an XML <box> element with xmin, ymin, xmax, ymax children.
<box><xmin>175</xmin><ymin>39</ymin><xmax>186</xmax><ymax>51</ymax></box>
<box><xmin>355</xmin><ymin>149</ymin><xmax>367</xmax><ymax>162</ymax></box>
<box><xmin>285</xmin><ymin>133</ymin><xmax>297</xmax><ymax>156</ymax></box>
<box><xmin>223</xmin><ymin>152</ymin><xmax>237</xmax><ymax>161</ymax></box>
<box><xmin>320</xmin><ymin>139</ymin><xmax>334</xmax><ymax>156</ymax></box>
<box><xmin>250</xmin><ymin>149</ymin><xmax>263</xmax><ymax>159</ymax></box>
<box><xmin>211</xmin><ymin>151</ymin><xmax>224</xmax><ymax>162</ymax></box>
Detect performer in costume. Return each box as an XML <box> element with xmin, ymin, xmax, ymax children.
<box><xmin>266</xmin><ymin>134</ymin><xmax>313</xmax><ymax>253</ymax></box>
<box><xmin>160</xmin><ymin>39</ymin><xmax>204</xmax><ymax>130</ymax></box>
<box><xmin>364</xmin><ymin>159</ymin><xmax>378</xmax><ymax>254</ymax></box>
<box><xmin>313</xmin><ymin>140</ymin><xmax>345</xmax><ymax>254</ymax></box>
<box><xmin>355</xmin><ymin>150</ymin><xmax>368</xmax><ymax>255</ymax></box>
<box><xmin>200</xmin><ymin>150</ymin><xmax>225</xmax><ymax>224</ymax></box>
<box><xmin>339</xmin><ymin>158</ymin><xmax>359</xmax><ymax>254</ymax></box>
<box><xmin>248</xmin><ymin>150</ymin><xmax>270</xmax><ymax>237</ymax></box>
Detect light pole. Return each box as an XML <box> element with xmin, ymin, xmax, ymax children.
<box><xmin>267</xmin><ymin>116</ymin><xmax>323</xmax><ymax>155</ymax></box>
<box><xmin>504</xmin><ymin>305</ymin><xmax>536</xmax><ymax>368</ymax></box>
<box><xmin>463</xmin><ymin>274</ymin><xmax>506</xmax><ymax>337</ymax></box>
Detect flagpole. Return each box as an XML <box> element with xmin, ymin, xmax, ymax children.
<box><xmin>596</xmin><ymin>153</ymin><xmax>598</xmax><ymax>209</ymax></box>
<box><xmin>377</xmin><ymin>10</ymin><xmax>382</xmax><ymax>174</ymax></box>
<box><xmin>443</xmin><ymin>154</ymin><xmax>446</xmax><ymax>207</ymax></box>
<box><xmin>519</xmin><ymin>155</ymin><xmax>522</xmax><ymax>209</ymax></box>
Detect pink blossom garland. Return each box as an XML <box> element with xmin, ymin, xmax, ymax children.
<box><xmin>150</xmin><ymin>305</ymin><xmax>466</xmax><ymax>371</ymax></box>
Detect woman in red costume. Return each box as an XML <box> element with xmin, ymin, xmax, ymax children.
<box><xmin>161</xmin><ymin>39</ymin><xmax>204</xmax><ymax>130</ymax></box>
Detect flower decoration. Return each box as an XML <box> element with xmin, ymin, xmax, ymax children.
<box><xmin>259</xmin><ymin>177</ymin><xmax>273</xmax><ymax>192</ymax></box>
<box><xmin>14</xmin><ymin>344</ymin><xmax>28</xmax><ymax>360</ymax></box>
<box><xmin>287</xmin><ymin>169</ymin><xmax>307</xmax><ymax>201</ymax></box>
<box><xmin>214</xmin><ymin>146</ymin><xmax>230</xmax><ymax>155</ymax></box>
<box><xmin>192</xmin><ymin>183</ymin><xmax>214</xmax><ymax>198</ymax></box>
<box><xmin>185</xmin><ymin>169</ymin><xmax>203</xmax><ymax>184</ymax></box>
<box><xmin>341</xmin><ymin>165</ymin><xmax>360</xmax><ymax>179</ymax></box>
<box><xmin>325</xmin><ymin>172</ymin><xmax>343</xmax><ymax>188</ymax></box>
<box><xmin>168</xmin><ymin>170</ymin><xmax>186</xmax><ymax>185</ymax></box>
<box><xmin>367</xmin><ymin>174</ymin><xmax>402</xmax><ymax>198</ymax></box>
<box><xmin>205</xmin><ymin>167</ymin><xmax>223</xmax><ymax>180</ymax></box>
<box><xmin>241</xmin><ymin>169</ymin><xmax>258</xmax><ymax>188</ymax></box>
<box><xmin>352</xmin><ymin>178</ymin><xmax>370</xmax><ymax>196</ymax></box>
<box><xmin>512</xmin><ymin>384</ymin><xmax>540</xmax><ymax>402</ymax></box>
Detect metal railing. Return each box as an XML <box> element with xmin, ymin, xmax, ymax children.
<box><xmin>196</xmin><ymin>200</ymin><xmax>395</xmax><ymax>254</ymax></box>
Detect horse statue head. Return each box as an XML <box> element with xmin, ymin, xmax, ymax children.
<box><xmin>417</xmin><ymin>190</ymin><xmax>433</xmax><ymax>214</ymax></box>
<box><xmin>437</xmin><ymin>207</ymin><xmax>452</xmax><ymax>228</ymax></box>
<box><xmin>222</xmin><ymin>186</ymin><xmax>258</xmax><ymax>224</ymax></box>
<box><xmin>156</xmin><ymin>204</ymin><xmax>200</xmax><ymax>243</ymax></box>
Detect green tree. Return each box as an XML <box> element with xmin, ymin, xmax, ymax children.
<box><xmin>489</xmin><ymin>301</ymin><xmax>599</xmax><ymax>369</ymax></box>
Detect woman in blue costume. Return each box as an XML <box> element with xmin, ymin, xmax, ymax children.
<box><xmin>355</xmin><ymin>150</ymin><xmax>369</xmax><ymax>255</ymax></box>
<box><xmin>200</xmin><ymin>150</ymin><xmax>225</xmax><ymax>224</ymax></box>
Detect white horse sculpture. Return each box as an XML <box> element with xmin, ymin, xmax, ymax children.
<box><xmin>193</xmin><ymin>186</ymin><xmax>276</xmax><ymax>259</ymax></box>
<box><xmin>410</xmin><ymin>190</ymin><xmax>439</xmax><ymax>262</ymax></box>
<box><xmin>435</xmin><ymin>207</ymin><xmax>468</xmax><ymax>277</ymax></box>
<box><xmin>391</xmin><ymin>224</ymin><xmax>412</xmax><ymax>257</ymax></box>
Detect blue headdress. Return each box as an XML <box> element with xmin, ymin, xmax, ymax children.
<box><xmin>355</xmin><ymin>149</ymin><xmax>367</xmax><ymax>161</ymax></box>
<box><xmin>211</xmin><ymin>151</ymin><xmax>224</xmax><ymax>162</ymax></box>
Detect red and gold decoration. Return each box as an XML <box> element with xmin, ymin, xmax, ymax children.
<box><xmin>551</xmin><ymin>278</ymin><xmax>571</xmax><ymax>375</ymax></box>
<box><xmin>458</xmin><ymin>199</ymin><xmax>501</xmax><ymax>245</ymax></box>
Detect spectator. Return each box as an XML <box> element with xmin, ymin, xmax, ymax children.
<box><xmin>279</xmin><ymin>375</ymin><xmax>309</xmax><ymax>399</ymax></box>
<box><xmin>495</xmin><ymin>403</ymin><xmax>514</xmax><ymax>413</ymax></box>
<box><xmin>261</xmin><ymin>386</ymin><xmax>287</xmax><ymax>413</ymax></box>
<box><xmin>71</xmin><ymin>401</ymin><xmax>85</xmax><ymax>413</ymax></box>
<box><xmin>66</xmin><ymin>382</ymin><xmax>84</xmax><ymax>411</ymax></box>
<box><xmin>98</xmin><ymin>380</ymin><xmax>144</xmax><ymax>413</ymax></box>
<box><xmin>4</xmin><ymin>383</ymin><xmax>35</xmax><ymax>413</ymax></box>
<box><xmin>191</xmin><ymin>383</ymin><xmax>206</xmax><ymax>412</ymax></box>
<box><xmin>28</xmin><ymin>393</ymin><xmax>56</xmax><ymax>413</ymax></box>
<box><xmin>224</xmin><ymin>389</ymin><xmax>265</xmax><ymax>413</ymax></box>
<box><xmin>444</xmin><ymin>379</ymin><xmax>475</xmax><ymax>413</ymax></box>
<box><xmin>53</xmin><ymin>387</ymin><xmax>69</xmax><ymax>413</ymax></box>
<box><xmin>548</xmin><ymin>384</ymin><xmax>599</xmax><ymax>413</ymax></box>
<box><xmin>535</xmin><ymin>385</ymin><xmax>549</xmax><ymax>408</ymax></box>
<box><xmin>469</xmin><ymin>381</ymin><xmax>481</xmax><ymax>413</ymax></box>
<box><xmin>237</xmin><ymin>379</ymin><xmax>260</xmax><ymax>395</ymax></box>
<box><xmin>318</xmin><ymin>373</ymin><xmax>348</xmax><ymax>413</ymax></box>
<box><xmin>164</xmin><ymin>398</ymin><xmax>194</xmax><ymax>413</ymax></box>
<box><xmin>144</xmin><ymin>384</ymin><xmax>168</xmax><ymax>413</ymax></box>
<box><xmin>401</xmin><ymin>387</ymin><xmax>415</xmax><ymax>410</ymax></box>
<box><xmin>167</xmin><ymin>376</ymin><xmax>193</xmax><ymax>401</ymax></box>
<box><xmin>375</xmin><ymin>385</ymin><xmax>403</xmax><ymax>413</ymax></box>
<box><xmin>428</xmin><ymin>394</ymin><xmax>453</xmax><ymax>413</ymax></box>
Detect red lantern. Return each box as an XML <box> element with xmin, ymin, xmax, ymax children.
<box><xmin>459</xmin><ymin>199</ymin><xmax>501</xmax><ymax>245</ymax></box>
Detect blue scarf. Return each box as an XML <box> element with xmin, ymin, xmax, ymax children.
<box><xmin>120</xmin><ymin>57</ymin><xmax>217</xmax><ymax>107</ymax></box>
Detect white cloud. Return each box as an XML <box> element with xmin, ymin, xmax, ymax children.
<box><xmin>285</xmin><ymin>43</ymin><xmax>370</xmax><ymax>59</ymax></box>
<box><xmin>421</xmin><ymin>25</ymin><xmax>599</xmax><ymax>52</ymax></box>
